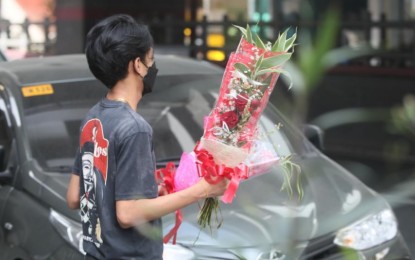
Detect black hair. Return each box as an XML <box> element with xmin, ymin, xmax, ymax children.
<box><xmin>81</xmin><ymin>141</ymin><xmax>95</xmax><ymax>154</ymax></box>
<box><xmin>85</xmin><ymin>14</ymin><xmax>154</xmax><ymax>88</ymax></box>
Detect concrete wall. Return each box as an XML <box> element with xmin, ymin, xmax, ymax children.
<box><xmin>55</xmin><ymin>0</ymin><xmax>186</xmax><ymax>55</ymax></box>
<box><xmin>55</xmin><ymin>0</ymin><xmax>84</xmax><ymax>54</ymax></box>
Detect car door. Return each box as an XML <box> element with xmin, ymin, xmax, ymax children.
<box><xmin>0</xmin><ymin>81</ymin><xmax>84</xmax><ymax>259</ymax></box>
<box><xmin>0</xmin><ymin>84</ymin><xmax>16</xmax><ymax>217</ymax></box>
<box><xmin>0</xmin><ymin>85</ymin><xmax>31</xmax><ymax>259</ymax></box>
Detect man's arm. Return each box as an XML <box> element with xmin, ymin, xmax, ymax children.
<box><xmin>66</xmin><ymin>174</ymin><xmax>80</xmax><ymax>209</ymax></box>
<box><xmin>116</xmin><ymin>177</ymin><xmax>227</xmax><ymax>228</ymax></box>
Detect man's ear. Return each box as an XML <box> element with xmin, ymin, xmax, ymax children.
<box><xmin>132</xmin><ymin>58</ymin><xmax>141</xmax><ymax>74</ymax></box>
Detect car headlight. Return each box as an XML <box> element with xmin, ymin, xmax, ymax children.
<box><xmin>334</xmin><ymin>209</ymin><xmax>397</xmax><ymax>250</ymax></box>
<box><xmin>163</xmin><ymin>244</ymin><xmax>195</xmax><ymax>260</ymax></box>
<box><xmin>49</xmin><ymin>209</ymin><xmax>85</xmax><ymax>255</ymax></box>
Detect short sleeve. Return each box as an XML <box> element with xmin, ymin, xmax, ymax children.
<box><xmin>72</xmin><ymin>147</ymin><xmax>81</xmax><ymax>176</ymax></box>
<box><xmin>115</xmin><ymin>132</ymin><xmax>157</xmax><ymax>200</ymax></box>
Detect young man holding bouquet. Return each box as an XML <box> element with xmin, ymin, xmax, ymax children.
<box><xmin>65</xmin><ymin>14</ymin><xmax>228</xmax><ymax>260</ymax></box>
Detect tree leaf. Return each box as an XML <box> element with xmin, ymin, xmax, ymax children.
<box><xmin>259</xmin><ymin>53</ymin><xmax>292</xmax><ymax>70</ymax></box>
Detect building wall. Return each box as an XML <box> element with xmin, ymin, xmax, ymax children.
<box><xmin>84</xmin><ymin>0</ymin><xmax>185</xmax><ymax>46</ymax></box>
<box><xmin>55</xmin><ymin>0</ymin><xmax>186</xmax><ymax>54</ymax></box>
<box><xmin>55</xmin><ymin>0</ymin><xmax>84</xmax><ymax>54</ymax></box>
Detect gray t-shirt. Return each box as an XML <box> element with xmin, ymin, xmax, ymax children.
<box><xmin>73</xmin><ymin>98</ymin><xmax>163</xmax><ymax>259</ymax></box>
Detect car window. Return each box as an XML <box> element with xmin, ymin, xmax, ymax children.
<box><xmin>139</xmin><ymin>77</ymin><xmax>219</xmax><ymax>160</ymax></box>
<box><xmin>21</xmin><ymin>74</ymin><xmax>310</xmax><ymax>172</ymax></box>
<box><xmin>139</xmin><ymin>75</ymin><xmax>307</xmax><ymax>161</ymax></box>
<box><xmin>21</xmin><ymin>80</ymin><xmax>106</xmax><ymax>171</ymax></box>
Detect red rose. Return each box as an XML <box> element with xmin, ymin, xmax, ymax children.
<box><xmin>235</xmin><ymin>94</ymin><xmax>249</xmax><ymax>112</ymax></box>
<box><xmin>250</xmin><ymin>99</ymin><xmax>261</xmax><ymax>111</ymax></box>
<box><xmin>220</xmin><ymin>111</ymin><xmax>239</xmax><ymax>129</ymax></box>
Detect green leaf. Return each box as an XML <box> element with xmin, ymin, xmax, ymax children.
<box><xmin>234</xmin><ymin>62</ymin><xmax>251</xmax><ymax>77</ymax></box>
<box><xmin>271</xmin><ymin>33</ymin><xmax>281</xmax><ymax>52</ymax></box>
<box><xmin>255</xmin><ymin>68</ymin><xmax>293</xmax><ymax>89</ymax></box>
<box><xmin>255</xmin><ymin>68</ymin><xmax>285</xmax><ymax>77</ymax></box>
<box><xmin>277</xmin><ymin>29</ymin><xmax>288</xmax><ymax>52</ymax></box>
<box><xmin>284</xmin><ymin>29</ymin><xmax>297</xmax><ymax>52</ymax></box>
<box><xmin>259</xmin><ymin>74</ymin><xmax>273</xmax><ymax>90</ymax></box>
<box><xmin>254</xmin><ymin>55</ymin><xmax>264</xmax><ymax>74</ymax></box>
<box><xmin>246</xmin><ymin>24</ymin><xmax>253</xmax><ymax>44</ymax></box>
<box><xmin>259</xmin><ymin>53</ymin><xmax>292</xmax><ymax>70</ymax></box>
<box><xmin>233</xmin><ymin>24</ymin><xmax>247</xmax><ymax>39</ymax></box>
<box><xmin>280</xmin><ymin>70</ymin><xmax>294</xmax><ymax>89</ymax></box>
<box><xmin>253</xmin><ymin>31</ymin><xmax>266</xmax><ymax>49</ymax></box>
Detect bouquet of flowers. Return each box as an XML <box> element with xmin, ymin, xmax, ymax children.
<box><xmin>156</xmin><ymin>25</ymin><xmax>299</xmax><ymax>243</ymax></box>
<box><xmin>200</xmin><ymin>25</ymin><xmax>294</xmax><ymax>168</ymax></box>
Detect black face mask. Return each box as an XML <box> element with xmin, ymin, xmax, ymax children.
<box><xmin>142</xmin><ymin>62</ymin><xmax>158</xmax><ymax>95</ymax></box>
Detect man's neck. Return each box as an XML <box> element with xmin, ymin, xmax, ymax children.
<box><xmin>107</xmin><ymin>79</ymin><xmax>142</xmax><ymax>109</ymax></box>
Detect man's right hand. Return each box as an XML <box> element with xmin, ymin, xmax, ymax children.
<box><xmin>198</xmin><ymin>177</ymin><xmax>229</xmax><ymax>198</ymax></box>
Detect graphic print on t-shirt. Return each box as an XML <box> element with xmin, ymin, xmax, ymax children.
<box><xmin>79</xmin><ymin>119</ymin><xmax>109</xmax><ymax>247</ymax></box>
<box><xmin>81</xmin><ymin>119</ymin><xmax>109</xmax><ymax>184</ymax></box>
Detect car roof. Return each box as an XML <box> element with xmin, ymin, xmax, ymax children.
<box><xmin>0</xmin><ymin>54</ymin><xmax>223</xmax><ymax>86</ymax></box>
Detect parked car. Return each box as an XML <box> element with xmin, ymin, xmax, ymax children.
<box><xmin>0</xmin><ymin>54</ymin><xmax>411</xmax><ymax>260</ymax></box>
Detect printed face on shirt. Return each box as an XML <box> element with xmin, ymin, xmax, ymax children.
<box><xmin>82</xmin><ymin>152</ymin><xmax>94</xmax><ymax>188</ymax></box>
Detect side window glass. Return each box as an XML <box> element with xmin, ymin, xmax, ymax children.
<box><xmin>0</xmin><ymin>97</ymin><xmax>12</xmax><ymax>171</ymax></box>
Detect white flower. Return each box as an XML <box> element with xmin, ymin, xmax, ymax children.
<box><xmin>212</xmin><ymin>127</ymin><xmax>224</xmax><ymax>136</ymax></box>
<box><xmin>266</xmin><ymin>41</ymin><xmax>272</xmax><ymax>51</ymax></box>
<box><xmin>229</xmin><ymin>89</ymin><xmax>237</xmax><ymax>98</ymax></box>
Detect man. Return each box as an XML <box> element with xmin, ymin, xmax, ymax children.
<box><xmin>66</xmin><ymin>14</ymin><xmax>228</xmax><ymax>259</ymax></box>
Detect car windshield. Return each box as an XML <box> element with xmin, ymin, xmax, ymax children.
<box><xmin>21</xmin><ymin>73</ymin><xmax>311</xmax><ymax>173</ymax></box>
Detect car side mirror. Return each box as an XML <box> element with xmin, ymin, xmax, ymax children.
<box><xmin>303</xmin><ymin>124</ymin><xmax>324</xmax><ymax>150</ymax></box>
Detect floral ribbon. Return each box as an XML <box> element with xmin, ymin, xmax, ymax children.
<box><xmin>194</xmin><ymin>144</ymin><xmax>248</xmax><ymax>204</ymax></box>
<box><xmin>155</xmin><ymin>146</ymin><xmax>249</xmax><ymax>244</ymax></box>
<box><xmin>155</xmin><ymin>162</ymin><xmax>182</xmax><ymax>244</ymax></box>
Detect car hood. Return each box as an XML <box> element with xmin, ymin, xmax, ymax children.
<box><xmin>162</xmin><ymin>152</ymin><xmax>388</xmax><ymax>249</ymax></box>
<box><xmin>22</xmin><ymin>151</ymin><xmax>389</xmax><ymax>249</ymax></box>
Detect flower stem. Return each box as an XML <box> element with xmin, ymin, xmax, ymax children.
<box><xmin>197</xmin><ymin>197</ymin><xmax>222</xmax><ymax>232</ymax></box>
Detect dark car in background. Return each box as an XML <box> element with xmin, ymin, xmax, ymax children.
<box><xmin>0</xmin><ymin>55</ymin><xmax>411</xmax><ymax>259</ymax></box>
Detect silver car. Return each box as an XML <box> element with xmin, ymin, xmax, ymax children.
<box><xmin>0</xmin><ymin>54</ymin><xmax>411</xmax><ymax>259</ymax></box>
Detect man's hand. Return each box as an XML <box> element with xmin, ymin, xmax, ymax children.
<box><xmin>158</xmin><ymin>183</ymin><xmax>168</xmax><ymax>196</ymax></box>
<box><xmin>67</xmin><ymin>174</ymin><xmax>80</xmax><ymax>209</ymax></box>
<box><xmin>198</xmin><ymin>177</ymin><xmax>229</xmax><ymax>198</ymax></box>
